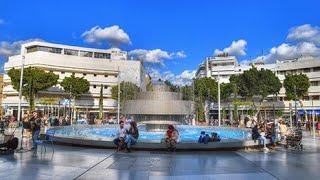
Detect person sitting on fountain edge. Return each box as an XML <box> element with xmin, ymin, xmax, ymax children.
<box><xmin>113</xmin><ymin>120</ymin><xmax>126</xmax><ymax>152</ymax></box>
<box><xmin>164</xmin><ymin>125</ymin><xmax>179</xmax><ymax>152</ymax></box>
<box><xmin>125</xmin><ymin>121</ymin><xmax>139</xmax><ymax>153</ymax></box>
<box><xmin>211</xmin><ymin>132</ymin><xmax>221</xmax><ymax>142</ymax></box>
<box><xmin>198</xmin><ymin>131</ymin><xmax>210</xmax><ymax>144</ymax></box>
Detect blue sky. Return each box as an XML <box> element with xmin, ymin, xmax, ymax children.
<box><xmin>1</xmin><ymin>0</ymin><xmax>320</xmax><ymax>85</ymax></box>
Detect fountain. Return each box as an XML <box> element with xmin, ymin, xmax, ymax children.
<box><xmin>122</xmin><ymin>82</ymin><xmax>194</xmax><ymax>131</ymax></box>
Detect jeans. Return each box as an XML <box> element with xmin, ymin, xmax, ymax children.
<box><xmin>258</xmin><ymin>136</ymin><xmax>267</xmax><ymax>148</ymax></box>
<box><xmin>113</xmin><ymin>137</ymin><xmax>125</xmax><ymax>148</ymax></box>
<box><xmin>125</xmin><ymin>135</ymin><xmax>137</xmax><ymax>149</ymax></box>
<box><xmin>32</xmin><ymin>130</ymin><xmax>40</xmax><ymax>148</ymax></box>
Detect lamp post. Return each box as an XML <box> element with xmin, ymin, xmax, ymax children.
<box><xmin>17</xmin><ymin>55</ymin><xmax>25</xmax><ymax>150</ymax></box>
<box><xmin>218</xmin><ymin>70</ymin><xmax>221</xmax><ymax>126</ymax></box>
<box><xmin>312</xmin><ymin>97</ymin><xmax>316</xmax><ymax>139</ymax></box>
<box><xmin>117</xmin><ymin>66</ymin><xmax>120</xmax><ymax>124</ymax></box>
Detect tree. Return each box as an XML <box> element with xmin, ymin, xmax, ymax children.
<box><xmin>194</xmin><ymin>77</ymin><xmax>218</xmax><ymax>121</ymax></box>
<box><xmin>283</xmin><ymin>73</ymin><xmax>310</xmax><ymax>100</ymax></box>
<box><xmin>220</xmin><ymin>83</ymin><xmax>233</xmax><ymax>101</ymax></box>
<box><xmin>180</xmin><ymin>85</ymin><xmax>193</xmax><ymax>100</ymax></box>
<box><xmin>60</xmin><ymin>74</ymin><xmax>90</xmax><ymax>120</ymax></box>
<box><xmin>164</xmin><ymin>80</ymin><xmax>179</xmax><ymax>92</ymax></box>
<box><xmin>8</xmin><ymin>67</ymin><xmax>59</xmax><ymax>111</ymax></box>
<box><xmin>111</xmin><ymin>81</ymin><xmax>140</xmax><ymax>108</ymax></box>
<box><xmin>258</xmin><ymin>68</ymin><xmax>282</xmax><ymax>100</ymax></box>
<box><xmin>98</xmin><ymin>84</ymin><xmax>104</xmax><ymax>120</ymax></box>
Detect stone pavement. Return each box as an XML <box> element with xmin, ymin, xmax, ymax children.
<box><xmin>0</xmin><ymin>133</ymin><xmax>319</xmax><ymax>180</ymax></box>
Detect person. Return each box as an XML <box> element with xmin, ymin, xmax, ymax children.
<box><xmin>317</xmin><ymin>120</ymin><xmax>320</xmax><ymax>136</ymax></box>
<box><xmin>125</xmin><ymin>121</ymin><xmax>139</xmax><ymax>152</ymax></box>
<box><xmin>266</xmin><ymin>122</ymin><xmax>276</xmax><ymax>149</ymax></box>
<box><xmin>198</xmin><ymin>131</ymin><xmax>210</xmax><ymax>144</ymax></box>
<box><xmin>164</xmin><ymin>125</ymin><xmax>179</xmax><ymax>152</ymax></box>
<box><xmin>22</xmin><ymin>113</ymin><xmax>31</xmax><ymax>150</ymax></box>
<box><xmin>113</xmin><ymin>120</ymin><xmax>126</xmax><ymax>151</ymax></box>
<box><xmin>29</xmin><ymin>111</ymin><xmax>42</xmax><ymax>150</ymax></box>
<box><xmin>211</xmin><ymin>132</ymin><xmax>221</xmax><ymax>142</ymax></box>
<box><xmin>306</xmin><ymin>119</ymin><xmax>311</xmax><ymax>134</ymax></box>
<box><xmin>279</xmin><ymin>120</ymin><xmax>288</xmax><ymax>142</ymax></box>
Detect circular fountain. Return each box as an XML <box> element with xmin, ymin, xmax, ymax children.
<box><xmin>123</xmin><ymin>83</ymin><xmax>194</xmax><ymax>131</ymax></box>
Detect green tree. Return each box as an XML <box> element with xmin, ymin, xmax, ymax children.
<box><xmin>194</xmin><ymin>77</ymin><xmax>217</xmax><ymax>121</ymax></box>
<box><xmin>164</xmin><ymin>80</ymin><xmax>179</xmax><ymax>92</ymax></box>
<box><xmin>180</xmin><ymin>85</ymin><xmax>193</xmax><ymax>100</ymax></box>
<box><xmin>8</xmin><ymin>67</ymin><xmax>59</xmax><ymax>111</ymax></box>
<box><xmin>283</xmin><ymin>73</ymin><xmax>310</xmax><ymax>100</ymax></box>
<box><xmin>111</xmin><ymin>81</ymin><xmax>140</xmax><ymax>108</ymax></box>
<box><xmin>220</xmin><ymin>83</ymin><xmax>233</xmax><ymax>101</ymax></box>
<box><xmin>60</xmin><ymin>74</ymin><xmax>90</xmax><ymax>120</ymax></box>
<box><xmin>98</xmin><ymin>84</ymin><xmax>104</xmax><ymax>120</ymax></box>
<box><xmin>258</xmin><ymin>68</ymin><xmax>282</xmax><ymax>100</ymax></box>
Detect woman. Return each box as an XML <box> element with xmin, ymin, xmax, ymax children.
<box><xmin>164</xmin><ymin>125</ymin><xmax>179</xmax><ymax>152</ymax></box>
<box><xmin>125</xmin><ymin>121</ymin><xmax>139</xmax><ymax>152</ymax></box>
<box><xmin>279</xmin><ymin>120</ymin><xmax>288</xmax><ymax>142</ymax></box>
<box><xmin>22</xmin><ymin>113</ymin><xmax>31</xmax><ymax>150</ymax></box>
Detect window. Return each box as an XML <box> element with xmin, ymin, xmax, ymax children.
<box><xmin>94</xmin><ymin>52</ymin><xmax>111</xmax><ymax>59</ymax></box>
<box><xmin>83</xmin><ymin>73</ymin><xmax>86</xmax><ymax>76</ymax></box>
<box><xmin>311</xmin><ymin>81</ymin><xmax>319</xmax><ymax>86</ymax></box>
<box><xmin>303</xmin><ymin>68</ymin><xmax>310</xmax><ymax>73</ymax></box>
<box><xmin>64</xmin><ymin>49</ymin><xmax>79</xmax><ymax>56</ymax></box>
<box><xmin>104</xmin><ymin>85</ymin><xmax>108</xmax><ymax>89</ymax></box>
<box><xmin>49</xmin><ymin>70</ymin><xmax>53</xmax><ymax>73</ymax></box>
<box><xmin>72</xmin><ymin>72</ymin><xmax>75</xmax><ymax>75</ymax></box>
<box><xmin>27</xmin><ymin>46</ymin><xmax>62</xmax><ymax>54</ymax></box>
<box><xmin>79</xmin><ymin>51</ymin><xmax>93</xmax><ymax>57</ymax></box>
<box><xmin>93</xmin><ymin>85</ymin><xmax>96</xmax><ymax>88</ymax></box>
<box><xmin>94</xmin><ymin>74</ymin><xmax>97</xmax><ymax>77</ymax></box>
<box><xmin>61</xmin><ymin>72</ymin><xmax>65</xmax><ymax>74</ymax></box>
<box><xmin>313</xmin><ymin>67</ymin><xmax>320</xmax><ymax>72</ymax></box>
<box><xmin>114</xmin><ymin>75</ymin><xmax>118</xmax><ymax>78</ymax></box>
<box><xmin>104</xmin><ymin>75</ymin><xmax>108</xmax><ymax>77</ymax></box>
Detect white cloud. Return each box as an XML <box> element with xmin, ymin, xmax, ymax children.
<box><xmin>82</xmin><ymin>25</ymin><xmax>131</xmax><ymax>47</ymax></box>
<box><xmin>147</xmin><ymin>68</ymin><xmax>195</xmax><ymax>86</ymax></box>
<box><xmin>129</xmin><ymin>49</ymin><xmax>186</xmax><ymax>64</ymax></box>
<box><xmin>242</xmin><ymin>24</ymin><xmax>320</xmax><ymax>65</ymax></box>
<box><xmin>175</xmin><ymin>51</ymin><xmax>187</xmax><ymax>58</ymax></box>
<box><xmin>0</xmin><ymin>38</ymin><xmax>43</xmax><ymax>57</ymax></box>
<box><xmin>287</xmin><ymin>24</ymin><xmax>320</xmax><ymax>44</ymax></box>
<box><xmin>214</xmin><ymin>39</ymin><xmax>247</xmax><ymax>56</ymax></box>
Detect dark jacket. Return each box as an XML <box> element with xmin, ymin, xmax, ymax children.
<box><xmin>127</xmin><ymin>127</ymin><xmax>139</xmax><ymax>139</ymax></box>
<box><xmin>30</xmin><ymin>117</ymin><xmax>41</xmax><ymax>132</ymax></box>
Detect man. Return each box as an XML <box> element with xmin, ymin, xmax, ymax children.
<box><xmin>113</xmin><ymin>120</ymin><xmax>126</xmax><ymax>151</ymax></box>
<box><xmin>29</xmin><ymin>111</ymin><xmax>42</xmax><ymax>150</ymax></box>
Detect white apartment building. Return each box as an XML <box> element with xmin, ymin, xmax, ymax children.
<box><xmin>196</xmin><ymin>55</ymin><xmax>320</xmax><ymax>115</ymax></box>
<box><xmin>3</xmin><ymin>41</ymin><xmax>146</xmax><ymax>116</ymax></box>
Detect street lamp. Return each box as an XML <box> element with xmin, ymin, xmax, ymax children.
<box><xmin>17</xmin><ymin>55</ymin><xmax>25</xmax><ymax>151</ymax></box>
<box><xmin>117</xmin><ymin>66</ymin><xmax>120</xmax><ymax>124</ymax></box>
<box><xmin>218</xmin><ymin>70</ymin><xmax>221</xmax><ymax>126</ymax></box>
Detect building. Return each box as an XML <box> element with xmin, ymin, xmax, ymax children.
<box><xmin>196</xmin><ymin>54</ymin><xmax>320</xmax><ymax>121</ymax></box>
<box><xmin>0</xmin><ymin>74</ymin><xmax>4</xmax><ymax>118</ymax></box>
<box><xmin>3</xmin><ymin>41</ymin><xmax>146</xmax><ymax>117</ymax></box>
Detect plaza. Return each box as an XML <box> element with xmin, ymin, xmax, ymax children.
<box><xmin>0</xmin><ymin>133</ymin><xmax>319</xmax><ymax>180</ymax></box>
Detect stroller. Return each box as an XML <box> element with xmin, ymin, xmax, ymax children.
<box><xmin>285</xmin><ymin>128</ymin><xmax>303</xmax><ymax>150</ymax></box>
<box><xmin>0</xmin><ymin>128</ymin><xmax>19</xmax><ymax>155</ymax></box>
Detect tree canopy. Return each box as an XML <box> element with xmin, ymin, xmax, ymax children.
<box><xmin>8</xmin><ymin>67</ymin><xmax>59</xmax><ymax>110</ymax></box>
<box><xmin>194</xmin><ymin>77</ymin><xmax>218</xmax><ymax>102</ymax></box>
<box><xmin>229</xmin><ymin>67</ymin><xmax>281</xmax><ymax>101</ymax></box>
<box><xmin>283</xmin><ymin>73</ymin><xmax>310</xmax><ymax>100</ymax></box>
<box><xmin>60</xmin><ymin>74</ymin><xmax>90</xmax><ymax>99</ymax></box>
<box><xmin>111</xmin><ymin>81</ymin><xmax>140</xmax><ymax>107</ymax></box>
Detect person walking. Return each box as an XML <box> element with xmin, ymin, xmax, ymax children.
<box><xmin>125</xmin><ymin>121</ymin><xmax>139</xmax><ymax>152</ymax></box>
<box><xmin>29</xmin><ymin>111</ymin><xmax>42</xmax><ymax>150</ymax></box>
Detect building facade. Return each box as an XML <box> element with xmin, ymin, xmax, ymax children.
<box><xmin>196</xmin><ymin>55</ymin><xmax>320</xmax><ymax>118</ymax></box>
<box><xmin>3</xmin><ymin>41</ymin><xmax>146</xmax><ymax>116</ymax></box>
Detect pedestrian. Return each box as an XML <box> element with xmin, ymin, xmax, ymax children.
<box><xmin>29</xmin><ymin>111</ymin><xmax>42</xmax><ymax>150</ymax></box>
<box><xmin>22</xmin><ymin>113</ymin><xmax>31</xmax><ymax>150</ymax></box>
<box><xmin>125</xmin><ymin>121</ymin><xmax>139</xmax><ymax>152</ymax></box>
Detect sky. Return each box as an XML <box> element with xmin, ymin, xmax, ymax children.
<box><xmin>0</xmin><ymin>0</ymin><xmax>320</xmax><ymax>85</ymax></box>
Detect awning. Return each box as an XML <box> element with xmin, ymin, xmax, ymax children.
<box><xmin>298</xmin><ymin>109</ymin><xmax>320</xmax><ymax>116</ymax></box>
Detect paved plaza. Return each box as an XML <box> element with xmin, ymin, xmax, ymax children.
<box><xmin>0</xmin><ymin>134</ymin><xmax>319</xmax><ymax>180</ymax></box>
